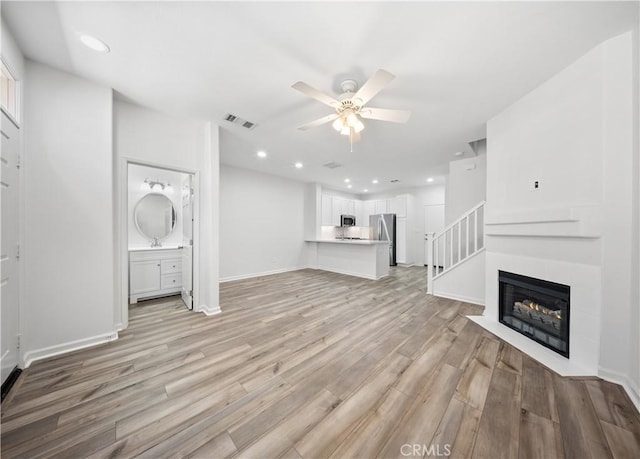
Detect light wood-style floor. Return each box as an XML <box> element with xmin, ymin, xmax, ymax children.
<box><xmin>2</xmin><ymin>267</ymin><xmax>640</xmax><ymax>458</ymax></box>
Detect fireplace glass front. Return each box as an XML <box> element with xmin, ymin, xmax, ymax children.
<box><xmin>499</xmin><ymin>271</ymin><xmax>570</xmax><ymax>358</ymax></box>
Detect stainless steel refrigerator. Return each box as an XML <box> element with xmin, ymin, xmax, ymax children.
<box><xmin>370</xmin><ymin>213</ymin><xmax>396</xmax><ymax>266</ymax></box>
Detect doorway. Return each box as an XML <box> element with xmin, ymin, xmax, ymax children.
<box><xmin>424</xmin><ymin>204</ymin><xmax>445</xmax><ymax>267</ymax></box>
<box><xmin>1</xmin><ymin>110</ymin><xmax>21</xmax><ymax>386</ymax></box>
<box><xmin>120</xmin><ymin>160</ymin><xmax>198</xmax><ymax>329</ymax></box>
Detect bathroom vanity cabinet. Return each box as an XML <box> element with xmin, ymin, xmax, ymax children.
<box><xmin>129</xmin><ymin>248</ymin><xmax>182</xmax><ymax>303</ymax></box>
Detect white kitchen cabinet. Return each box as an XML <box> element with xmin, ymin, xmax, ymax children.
<box><xmin>321</xmin><ymin>194</ymin><xmax>360</xmax><ymax>226</ymax></box>
<box><xmin>331</xmin><ymin>197</ymin><xmax>343</xmax><ymax>226</ymax></box>
<box><xmin>320</xmin><ymin>194</ymin><xmax>364</xmax><ymax>227</ymax></box>
<box><xmin>321</xmin><ymin>194</ymin><xmax>333</xmax><ymax>226</ymax></box>
<box><xmin>342</xmin><ymin>199</ymin><xmax>355</xmax><ymax>216</ymax></box>
<box><xmin>375</xmin><ymin>199</ymin><xmax>389</xmax><ymax>214</ymax></box>
<box><xmin>129</xmin><ymin>248</ymin><xmax>182</xmax><ymax>303</ymax></box>
<box><xmin>390</xmin><ymin>195</ymin><xmax>408</xmax><ymax>218</ymax></box>
<box><xmin>364</xmin><ymin>200</ymin><xmax>376</xmax><ymax>223</ymax></box>
<box><xmin>354</xmin><ymin>200</ymin><xmax>364</xmax><ymax>226</ymax></box>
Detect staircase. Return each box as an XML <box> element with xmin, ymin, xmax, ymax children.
<box><xmin>426</xmin><ymin>201</ymin><xmax>485</xmax><ymax>295</ymax></box>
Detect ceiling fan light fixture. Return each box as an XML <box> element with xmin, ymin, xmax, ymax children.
<box><xmin>292</xmin><ymin>69</ymin><xmax>410</xmax><ymax>144</ymax></box>
<box><xmin>346</xmin><ymin>112</ymin><xmax>358</xmax><ymax>126</ymax></box>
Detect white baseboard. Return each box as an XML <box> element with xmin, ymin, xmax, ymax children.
<box><xmin>431</xmin><ymin>290</ymin><xmax>485</xmax><ymax>306</ymax></box>
<box><xmin>219</xmin><ymin>266</ymin><xmax>306</xmax><ymax>283</ymax></box>
<box><xmin>598</xmin><ymin>367</ymin><xmax>640</xmax><ymax>413</ymax></box>
<box><xmin>23</xmin><ymin>331</ymin><xmax>119</xmax><ymax>368</ymax></box>
<box><xmin>199</xmin><ymin>304</ymin><xmax>222</xmax><ymax>316</ymax></box>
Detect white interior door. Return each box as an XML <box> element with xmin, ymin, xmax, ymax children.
<box><xmin>424</xmin><ymin>204</ymin><xmax>445</xmax><ymax>266</ymax></box>
<box><xmin>1</xmin><ymin>111</ymin><xmax>21</xmax><ymax>383</ymax></box>
<box><xmin>180</xmin><ymin>175</ymin><xmax>193</xmax><ymax>309</ymax></box>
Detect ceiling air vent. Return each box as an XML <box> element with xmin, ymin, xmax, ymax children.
<box><xmin>323</xmin><ymin>161</ymin><xmax>343</xmax><ymax>169</ymax></box>
<box><xmin>390</xmin><ymin>179</ymin><xmax>400</xmax><ymax>183</ymax></box>
<box><xmin>223</xmin><ymin>113</ymin><xmax>257</xmax><ymax>130</ymax></box>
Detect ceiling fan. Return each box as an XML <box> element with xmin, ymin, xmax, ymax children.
<box><xmin>292</xmin><ymin>69</ymin><xmax>411</xmax><ymax>146</ymax></box>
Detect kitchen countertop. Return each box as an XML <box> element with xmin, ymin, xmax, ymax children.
<box><xmin>128</xmin><ymin>246</ymin><xmax>181</xmax><ymax>252</ymax></box>
<box><xmin>306</xmin><ymin>239</ymin><xmax>388</xmax><ymax>245</ymax></box>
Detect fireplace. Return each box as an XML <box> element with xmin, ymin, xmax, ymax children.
<box><xmin>499</xmin><ymin>271</ymin><xmax>570</xmax><ymax>358</ymax></box>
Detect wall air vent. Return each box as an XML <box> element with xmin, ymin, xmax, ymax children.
<box><xmin>223</xmin><ymin>113</ymin><xmax>257</xmax><ymax>130</ymax></box>
<box><xmin>323</xmin><ymin>161</ymin><xmax>343</xmax><ymax>169</ymax></box>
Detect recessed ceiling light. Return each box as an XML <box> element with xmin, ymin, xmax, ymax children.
<box><xmin>363</xmin><ymin>189</ymin><xmax>368</xmax><ymax>193</ymax></box>
<box><xmin>294</xmin><ymin>162</ymin><xmax>303</xmax><ymax>169</ymax></box>
<box><xmin>454</xmin><ymin>151</ymin><xmax>464</xmax><ymax>157</ymax></box>
<box><xmin>78</xmin><ymin>33</ymin><xmax>110</xmax><ymax>53</ymax></box>
<box><xmin>426</xmin><ymin>177</ymin><xmax>434</xmax><ymax>183</ymax></box>
<box><xmin>372</xmin><ymin>179</ymin><xmax>378</xmax><ymax>184</ymax></box>
<box><xmin>347</xmin><ymin>184</ymin><xmax>352</xmax><ymax>189</ymax></box>
<box><xmin>257</xmin><ymin>150</ymin><xmax>267</xmax><ymax>158</ymax></box>
<box><xmin>344</xmin><ymin>178</ymin><xmax>350</xmax><ymax>183</ymax></box>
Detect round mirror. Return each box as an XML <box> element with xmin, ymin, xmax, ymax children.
<box><xmin>134</xmin><ymin>193</ymin><xmax>177</xmax><ymax>241</ymax></box>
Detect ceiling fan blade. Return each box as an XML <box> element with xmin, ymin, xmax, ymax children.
<box><xmin>351</xmin><ymin>69</ymin><xmax>395</xmax><ymax>106</ymax></box>
<box><xmin>292</xmin><ymin>81</ymin><xmax>340</xmax><ymax>108</ymax></box>
<box><xmin>297</xmin><ymin>113</ymin><xmax>339</xmax><ymax>131</ymax></box>
<box><xmin>360</xmin><ymin>107</ymin><xmax>411</xmax><ymax>123</ymax></box>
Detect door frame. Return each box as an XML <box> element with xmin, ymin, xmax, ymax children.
<box><xmin>117</xmin><ymin>157</ymin><xmax>200</xmax><ymax>330</ymax></box>
<box><xmin>1</xmin><ymin>108</ymin><xmax>23</xmax><ymax>379</ymax></box>
<box><xmin>423</xmin><ymin>203</ymin><xmax>445</xmax><ymax>267</ymax></box>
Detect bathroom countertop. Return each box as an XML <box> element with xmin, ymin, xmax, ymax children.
<box><xmin>128</xmin><ymin>246</ymin><xmax>181</xmax><ymax>252</ymax></box>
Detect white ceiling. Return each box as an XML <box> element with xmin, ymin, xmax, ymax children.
<box><xmin>3</xmin><ymin>1</ymin><xmax>638</xmax><ymax>194</ymax></box>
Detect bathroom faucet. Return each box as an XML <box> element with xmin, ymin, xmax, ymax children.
<box><xmin>151</xmin><ymin>237</ymin><xmax>162</xmax><ymax>248</ymax></box>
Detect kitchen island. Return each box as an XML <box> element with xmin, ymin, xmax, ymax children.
<box><xmin>305</xmin><ymin>239</ymin><xmax>389</xmax><ymax>280</ymax></box>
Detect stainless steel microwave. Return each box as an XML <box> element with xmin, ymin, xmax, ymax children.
<box><xmin>340</xmin><ymin>215</ymin><xmax>356</xmax><ymax>226</ymax></box>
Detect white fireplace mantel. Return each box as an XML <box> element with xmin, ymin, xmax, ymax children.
<box><xmin>485</xmin><ymin>205</ymin><xmax>601</xmax><ymax>238</ymax></box>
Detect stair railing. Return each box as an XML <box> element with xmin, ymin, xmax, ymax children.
<box><xmin>427</xmin><ymin>201</ymin><xmax>485</xmax><ymax>293</ymax></box>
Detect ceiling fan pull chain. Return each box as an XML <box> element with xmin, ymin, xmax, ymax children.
<box><xmin>350</xmin><ymin>128</ymin><xmax>353</xmax><ymax>153</ymax></box>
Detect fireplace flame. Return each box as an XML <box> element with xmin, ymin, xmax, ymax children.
<box><xmin>514</xmin><ymin>299</ymin><xmax>563</xmax><ymax>329</ymax></box>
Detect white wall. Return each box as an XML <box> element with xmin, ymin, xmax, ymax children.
<box><xmin>304</xmin><ymin>183</ymin><xmax>321</xmax><ymax>240</ymax></box>
<box><xmin>433</xmin><ymin>251</ymin><xmax>485</xmax><ymax>305</ymax></box>
<box><xmin>445</xmin><ymin>154</ymin><xmax>486</xmax><ymax>225</ymax></box>
<box><xmin>599</xmin><ymin>30</ymin><xmax>636</xmax><ymax>394</ymax></box>
<box><xmin>114</xmin><ymin>100</ymin><xmax>220</xmax><ymax>317</ymax></box>
<box><xmin>22</xmin><ymin>61</ymin><xmax>115</xmax><ymax>363</ymax></box>
<box><xmin>630</xmin><ymin>23</ymin><xmax>640</xmax><ymax>410</ymax></box>
<box><xmin>219</xmin><ymin>165</ymin><xmax>308</xmax><ymax>281</ymax></box>
<box><xmin>485</xmin><ymin>31</ymin><xmax>639</xmax><ymax>404</ymax></box>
